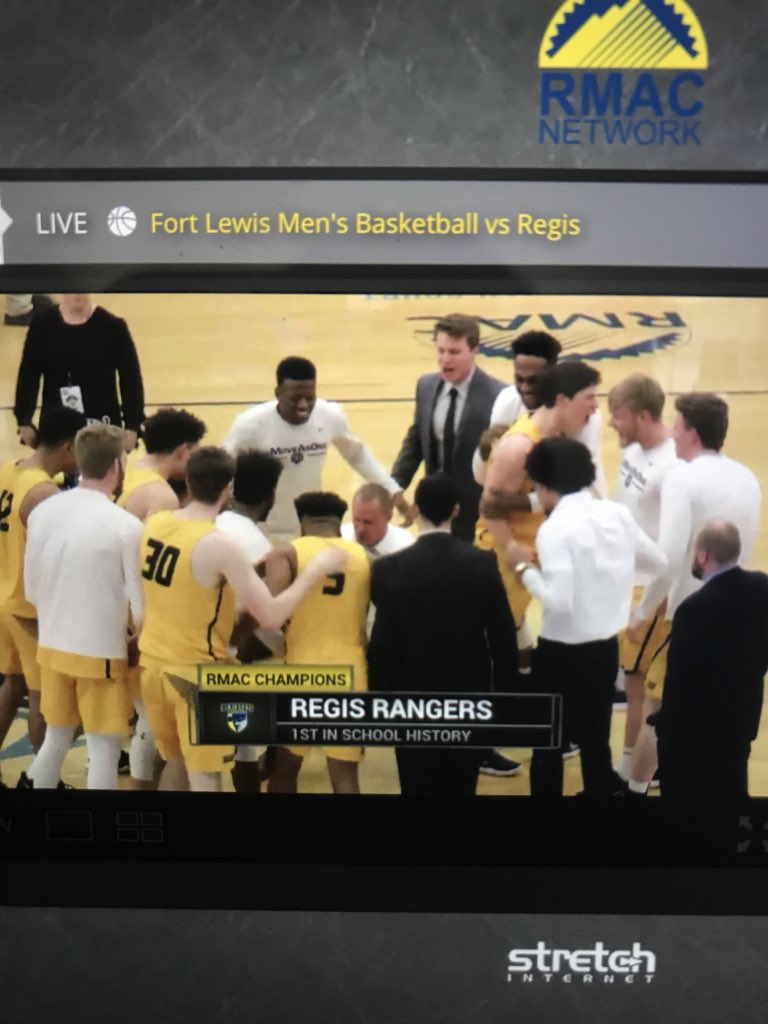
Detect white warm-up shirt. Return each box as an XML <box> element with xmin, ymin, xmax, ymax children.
<box><xmin>224</xmin><ymin>399</ymin><xmax>401</xmax><ymax>541</ymax></box>
<box><xmin>519</xmin><ymin>490</ymin><xmax>667</xmax><ymax>645</ymax></box>
<box><xmin>472</xmin><ymin>385</ymin><xmax>606</xmax><ymax>494</ymax></box>
<box><xmin>635</xmin><ymin>452</ymin><xmax>762</xmax><ymax>622</ymax></box>
<box><xmin>216</xmin><ymin>509</ymin><xmax>284</xmax><ymax>658</ymax></box>
<box><xmin>340</xmin><ymin>521</ymin><xmax>415</xmax><ymax>558</ymax></box>
<box><xmin>25</xmin><ymin>487</ymin><xmax>143</xmax><ymax>660</ymax></box>
<box><xmin>612</xmin><ymin>437</ymin><xmax>680</xmax><ymax>585</ymax></box>
<box><xmin>216</xmin><ymin>510</ymin><xmax>272</xmax><ymax>564</ymax></box>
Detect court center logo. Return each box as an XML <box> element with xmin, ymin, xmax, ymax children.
<box><xmin>222</xmin><ymin>702</ymin><xmax>254</xmax><ymax>734</ymax></box>
<box><xmin>507</xmin><ymin>940</ymin><xmax>657</xmax><ymax>985</ymax></box>
<box><xmin>539</xmin><ymin>0</ymin><xmax>708</xmax><ymax>146</ymax></box>
<box><xmin>409</xmin><ymin>309</ymin><xmax>689</xmax><ymax>363</ymax></box>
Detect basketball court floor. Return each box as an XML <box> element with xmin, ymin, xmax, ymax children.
<box><xmin>1</xmin><ymin>291</ymin><xmax>767</xmax><ymax>794</ymax></box>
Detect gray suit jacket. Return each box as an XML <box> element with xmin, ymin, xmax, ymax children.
<box><xmin>392</xmin><ymin>366</ymin><xmax>506</xmax><ymax>540</ymax></box>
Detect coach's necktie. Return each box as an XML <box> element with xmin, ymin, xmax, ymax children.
<box><xmin>442</xmin><ymin>387</ymin><xmax>459</xmax><ymax>473</ymax></box>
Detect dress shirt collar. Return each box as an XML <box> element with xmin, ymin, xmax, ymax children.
<box><xmin>439</xmin><ymin>365</ymin><xmax>476</xmax><ymax>400</ymax></box>
<box><xmin>417</xmin><ymin>522</ymin><xmax>452</xmax><ymax>537</ymax></box>
<box><xmin>549</xmin><ymin>489</ymin><xmax>594</xmax><ymax>517</ymax></box>
<box><xmin>703</xmin><ymin>562</ymin><xmax>739</xmax><ymax>583</ymax></box>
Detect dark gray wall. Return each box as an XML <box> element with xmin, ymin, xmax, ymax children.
<box><xmin>2</xmin><ymin>0</ymin><xmax>766</xmax><ymax>169</ymax></box>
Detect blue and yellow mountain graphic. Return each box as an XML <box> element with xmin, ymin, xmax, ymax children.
<box><xmin>540</xmin><ymin>0</ymin><xmax>708</xmax><ymax>69</ymax></box>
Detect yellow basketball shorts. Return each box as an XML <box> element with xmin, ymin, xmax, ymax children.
<box><xmin>0</xmin><ymin>611</ymin><xmax>41</xmax><ymax>691</ymax></box>
<box><xmin>126</xmin><ymin>663</ymin><xmax>142</xmax><ymax>704</ymax></box>
<box><xmin>475</xmin><ymin>526</ymin><xmax>532</xmax><ymax>626</ymax></box>
<box><xmin>284</xmin><ymin>656</ymin><xmax>366</xmax><ymax>764</ymax></box>
<box><xmin>140</xmin><ymin>661</ymin><xmax>235</xmax><ymax>774</ymax></box>
<box><xmin>643</xmin><ymin>621</ymin><xmax>673</xmax><ymax>700</ymax></box>
<box><xmin>40</xmin><ymin>667</ymin><xmax>133</xmax><ymax>734</ymax></box>
<box><xmin>620</xmin><ymin>594</ymin><xmax>670</xmax><ymax>677</ymax></box>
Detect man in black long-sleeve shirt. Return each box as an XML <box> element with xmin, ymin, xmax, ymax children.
<box><xmin>14</xmin><ymin>294</ymin><xmax>145</xmax><ymax>451</ymax></box>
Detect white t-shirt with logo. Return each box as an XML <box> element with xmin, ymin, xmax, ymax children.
<box><xmin>224</xmin><ymin>399</ymin><xmax>400</xmax><ymax>542</ymax></box>
<box><xmin>612</xmin><ymin>437</ymin><xmax>679</xmax><ymax>585</ymax></box>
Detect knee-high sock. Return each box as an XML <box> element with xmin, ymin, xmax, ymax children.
<box><xmin>28</xmin><ymin>725</ymin><xmax>76</xmax><ymax>788</ymax></box>
<box><xmin>129</xmin><ymin>700</ymin><xmax>157</xmax><ymax>781</ymax></box>
<box><xmin>86</xmin><ymin>733</ymin><xmax>123</xmax><ymax>790</ymax></box>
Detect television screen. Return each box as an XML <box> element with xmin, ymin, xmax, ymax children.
<box><xmin>2</xmin><ymin>285</ymin><xmax>767</xmax><ymax>798</ymax></box>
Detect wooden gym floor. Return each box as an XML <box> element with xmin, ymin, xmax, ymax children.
<box><xmin>1</xmin><ymin>292</ymin><xmax>767</xmax><ymax>794</ymax></box>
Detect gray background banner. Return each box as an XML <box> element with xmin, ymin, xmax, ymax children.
<box><xmin>1</xmin><ymin>0</ymin><xmax>766</xmax><ymax>170</ymax></box>
<box><xmin>1</xmin><ymin>179</ymin><xmax>766</xmax><ymax>267</ymax></box>
<box><xmin>1</xmin><ymin>909</ymin><xmax>767</xmax><ymax>1023</ymax></box>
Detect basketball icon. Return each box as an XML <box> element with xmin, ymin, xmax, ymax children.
<box><xmin>107</xmin><ymin>206</ymin><xmax>137</xmax><ymax>237</ymax></box>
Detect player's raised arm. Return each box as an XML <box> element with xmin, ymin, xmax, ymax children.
<box><xmin>200</xmin><ymin>531</ymin><xmax>349</xmax><ymax>631</ymax></box>
<box><xmin>329</xmin><ymin>403</ymin><xmax>410</xmax><ymax>519</ymax></box>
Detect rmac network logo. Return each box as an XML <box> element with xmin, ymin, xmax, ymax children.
<box><xmin>539</xmin><ymin>0</ymin><xmax>708</xmax><ymax>147</ymax></box>
<box><xmin>507</xmin><ymin>940</ymin><xmax>657</xmax><ymax>985</ymax></box>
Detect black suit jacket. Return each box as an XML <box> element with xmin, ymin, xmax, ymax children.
<box><xmin>654</xmin><ymin>567</ymin><xmax>768</xmax><ymax>750</ymax></box>
<box><xmin>391</xmin><ymin>366</ymin><xmax>506</xmax><ymax>540</ymax></box>
<box><xmin>368</xmin><ymin>532</ymin><xmax>519</xmax><ymax>694</ymax></box>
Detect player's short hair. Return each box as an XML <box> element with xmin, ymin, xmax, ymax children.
<box><xmin>675</xmin><ymin>392</ymin><xmax>729</xmax><ymax>451</ymax></box>
<box><xmin>294</xmin><ymin>491</ymin><xmax>348</xmax><ymax>520</ymax></box>
<box><xmin>75</xmin><ymin>424</ymin><xmax>125</xmax><ymax>480</ymax></box>
<box><xmin>186</xmin><ymin>446</ymin><xmax>235</xmax><ymax>504</ymax></box>
<box><xmin>352</xmin><ymin>482</ymin><xmax>394</xmax><ymax>514</ymax></box>
<box><xmin>37</xmin><ymin>408</ymin><xmax>87</xmax><ymax>448</ymax></box>
<box><xmin>276</xmin><ymin>357</ymin><xmax>316</xmax><ymax>384</ymax></box>
<box><xmin>525</xmin><ymin>437</ymin><xmax>596</xmax><ymax>495</ymax></box>
<box><xmin>233</xmin><ymin>450</ymin><xmax>282</xmax><ymax>506</ymax></box>
<box><xmin>537</xmin><ymin>361</ymin><xmax>600</xmax><ymax>408</ymax></box>
<box><xmin>142</xmin><ymin>408</ymin><xmax>207</xmax><ymax>454</ymax></box>
<box><xmin>608</xmin><ymin>374</ymin><xmax>665</xmax><ymax>420</ymax></box>
<box><xmin>695</xmin><ymin>519</ymin><xmax>741</xmax><ymax>566</ymax></box>
<box><xmin>433</xmin><ymin>314</ymin><xmax>480</xmax><ymax>349</ymax></box>
<box><xmin>511</xmin><ymin>331</ymin><xmax>562</xmax><ymax>365</ymax></box>
<box><xmin>414</xmin><ymin>472</ymin><xmax>459</xmax><ymax>526</ymax></box>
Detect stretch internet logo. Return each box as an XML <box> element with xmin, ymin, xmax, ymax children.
<box><xmin>507</xmin><ymin>940</ymin><xmax>657</xmax><ymax>984</ymax></box>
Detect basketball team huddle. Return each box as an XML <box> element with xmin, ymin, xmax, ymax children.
<box><xmin>0</xmin><ymin>311</ymin><xmax>765</xmax><ymax>798</ymax></box>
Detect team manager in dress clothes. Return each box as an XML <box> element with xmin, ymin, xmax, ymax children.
<box><xmin>391</xmin><ymin>314</ymin><xmax>505</xmax><ymax>542</ymax></box>
<box><xmin>368</xmin><ymin>473</ymin><xmax>520</xmax><ymax>797</ymax></box>
<box><xmin>652</xmin><ymin>520</ymin><xmax>768</xmax><ymax>801</ymax></box>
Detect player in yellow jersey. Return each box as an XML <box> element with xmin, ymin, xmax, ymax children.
<box><xmin>118</xmin><ymin>407</ymin><xmax>206</xmax><ymax>519</ymax></box>
<box><xmin>139</xmin><ymin>448</ymin><xmax>349</xmax><ymax>792</ymax></box>
<box><xmin>478</xmin><ymin>362</ymin><xmax>601</xmax><ymax>667</ymax></box>
<box><xmin>117</xmin><ymin>407</ymin><xmax>206</xmax><ymax>790</ymax></box>
<box><xmin>261</xmin><ymin>491</ymin><xmax>371</xmax><ymax>795</ymax></box>
<box><xmin>0</xmin><ymin>408</ymin><xmax>86</xmax><ymax>784</ymax></box>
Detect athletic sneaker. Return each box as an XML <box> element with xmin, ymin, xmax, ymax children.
<box><xmin>613</xmin><ymin>690</ymin><xmax>628</xmax><ymax>711</ymax></box>
<box><xmin>479</xmin><ymin>751</ymin><xmax>523</xmax><ymax>777</ymax></box>
<box><xmin>562</xmin><ymin>742</ymin><xmax>580</xmax><ymax>760</ymax></box>
<box><xmin>15</xmin><ymin>772</ymin><xmax>73</xmax><ymax>791</ymax></box>
<box><xmin>649</xmin><ymin>768</ymin><xmax>660</xmax><ymax>790</ymax></box>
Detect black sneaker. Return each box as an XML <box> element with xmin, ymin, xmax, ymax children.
<box><xmin>562</xmin><ymin>742</ymin><xmax>580</xmax><ymax>760</ymax></box>
<box><xmin>16</xmin><ymin>772</ymin><xmax>74</xmax><ymax>790</ymax></box>
<box><xmin>613</xmin><ymin>690</ymin><xmax>628</xmax><ymax>711</ymax></box>
<box><xmin>649</xmin><ymin>768</ymin><xmax>660</xmax><ymax>790</ymax></box>
<box><xmin>117</xmin><ymin>750</ymin><xmax>131</xmax><ymax>776</ymax></box>
<box><xmin>479</xmin><ymin>751</ymin><xmax>523</xmax><ymax>777</ymax></box>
